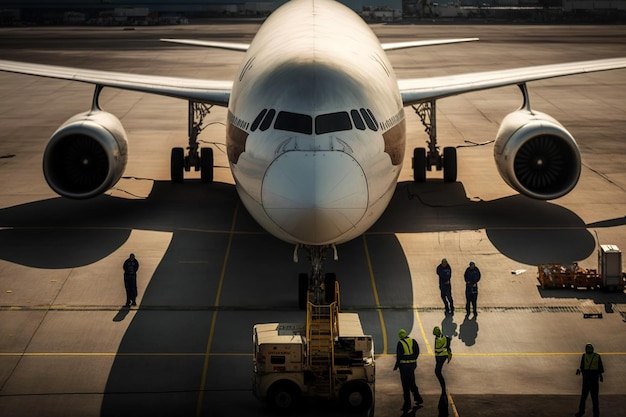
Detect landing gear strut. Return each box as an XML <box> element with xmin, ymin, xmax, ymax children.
<box><xmin>296</xmin><ymin>245</ymin><xmax>337</xmax><ymax>310</ymax></box>
<box><xmin>171</xmin><ymin>101</ymin><xmax>214</xmax><ymax>183</ymax></box>
<box><xmin>412</xmin><ymin>100</ymin><xmax>457</xmax><ymax>182</ymax></box>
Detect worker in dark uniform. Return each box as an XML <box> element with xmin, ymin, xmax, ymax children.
<box><xmin>464</xmin><ymin>261</ymin><xmax>481</xmax><ymax>318</ymax></box>
<box><xmin>393</xmin><ymin>329</ymin><xmax>423</xmax><ymax>412</ymax></box>
<box><xmin>123</xmin><ymin>253</ymin><xmax>139</xmax><ymax>307</ymax></box>
<box><xmin>437</xmin><ymin>258</ymin><xmax>454</xmax><ymax>315</ymax></box>
<box><xmin>575</xmin><ymin>343</ymin><xmax>604</xmax><ymax>417</ymax></box>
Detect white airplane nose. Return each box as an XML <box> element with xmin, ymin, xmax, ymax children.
<box><xmin>262</xmin><ymin>151</ymin><xmax>368</xmax><ymax>245</ymax></box>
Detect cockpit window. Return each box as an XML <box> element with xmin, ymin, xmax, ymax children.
<box><xmin>315</xmin><ymin>112</ymin><xmax>352</xmax><ymax>135</ymax></box>
<box><xmin>350</xmin><ymin>110</ymin><xmax>366</xmax><ymax>131</ymax></box>
<box><xmin>251</xmin><ymin>108</ymin><xmax>379</xmax><ymax>134</ymax></box>
<box><xmin>259</xmin><ymin>109</ymin><xmax>276</xmax><ymax>131</ymax></box>
<box><xmin>275</xmin><ymin>111</ymin><xmax>313</xmax><ymax>134</ymax></box>
<box><xmin>360</xmin><ymin>108</ymin><xmax>378</xmax><ymax>131</ymax></box>
<box><xmin>250</xmin><ymin>109</ymin><xmax>267</xmax><ymax>132</ymax></box>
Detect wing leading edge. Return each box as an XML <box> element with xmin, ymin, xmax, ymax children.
<box><xmin>381</xmin><ymin>38</ymin><xmax>478</xmax><ymax>51</ymax></box>
<box><xmin>0</xmin><ymin>59</ymin><xmax>232</xmax><ymax>106</ymax></box>
<box><xmin>399</xmin><ymin>57</ymin><xmax>626</xmax><ymax>106</ymax></box>
<box><xmin>160</xmin><ymin>38</ymin><xmax>250</xmax><ymax>52</ymax></box>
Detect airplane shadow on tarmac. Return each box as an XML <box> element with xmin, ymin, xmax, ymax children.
<box><xmin>0</xmin><ymin>179</ymin><xmax>613</xmax><ymax>416</ymax></box>
<box><xmin>0</xmin><ymin>179</ymin><xmax>602</xmax><ymax>269</ymax></box>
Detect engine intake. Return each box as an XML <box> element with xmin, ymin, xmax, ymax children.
<box><xmin>43</xmin><ymin>110</ymin><xmax>128</xmax><ymax>199</ymax></box>
<box><xmin>494</xmin><ymin>110</ymin><xmax>581</xmax><ymax>200</ymax></box>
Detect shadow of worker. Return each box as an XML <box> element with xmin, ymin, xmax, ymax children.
<box><xmin>438</xmin><ymin>392</ymin><xmax>449</xmax><ymax>417</ymax></box>
<box><xmin>459</xmin><ymin>316</ymin><xmax>478</xmax><ymax>346</ymax></box>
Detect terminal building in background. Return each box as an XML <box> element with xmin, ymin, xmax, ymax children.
<box><xmin>0</xmin><ymin>0</ymin><xmax>624</xmax><ymax>25</ymax></box>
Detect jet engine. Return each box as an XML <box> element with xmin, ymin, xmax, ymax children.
<box><xmin>42</xmin><ymin>110</ymin><xmax>128</xmax><ymax>199</ymax></box>
<box><xmin>494</xmin><ymin>110</ymin><xmax>581</xmax><ymax>200</ymax></box>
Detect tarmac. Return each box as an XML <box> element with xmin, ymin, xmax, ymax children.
<box><xmin>0</xmin><ymin>22</ymin><xmax>625</xmax><ymax>417</ymax></box>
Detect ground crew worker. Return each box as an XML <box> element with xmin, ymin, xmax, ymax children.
<box><xmin>437</xmin><ymin>258</ymin><xmax>454</xmax><ymax>315</ymax></box>
<box><xmin>464</xmin><ymin>261</ymin><xmax>481</xmax><ymax>318</ymax></box>
<box><xmin>123</xmin><ymin>253</ymin><xmax>139</xmax><ymax>307</ymax></box>
<box><xmin>575</xmin><ymin>343</ymin><xmax>604</xmax><ymax>417</ymax></box>
<box><xmin>393</xmin><ymin>329</ymin><xmax>423</xmax><ymax>412</ymax></box>
<box><xmin>433</xmin><ymin>326</ymin><xmax>452</xmax><ymax>394</ymax></box>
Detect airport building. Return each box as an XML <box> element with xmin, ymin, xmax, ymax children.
<box><xmin>0</xmin><ymin>0</ymin><xmax>624</xmax><ymax>24</ymax></box>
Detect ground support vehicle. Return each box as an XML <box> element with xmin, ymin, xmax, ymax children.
<box><xmin>252</xmin><ymin>284</ymin><xmax>374</xmax><ymax>413</ymax></box>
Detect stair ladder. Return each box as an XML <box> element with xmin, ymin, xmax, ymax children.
<box><xmin>306</xmin><ymin>282</ymin><xmax>340</xmax><ymax>397</ymax></box>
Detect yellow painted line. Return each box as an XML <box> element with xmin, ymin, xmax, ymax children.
<box><xmin>0</xmin><ymin>352</ymin><xmax>252</xmax><ymax>357</ymax></box>
<box><xmin>196</xmin><ymin>203</ymin><xmax>239</xmax><ymax>417</ymax></box>
<box><xmin>2</xmin><ymin>351</ymin><xmax>625</xmax><ymax>358</ymax></box>
<box><xmin>362</xmin><ymin>235</ymin><xmax>388</xmax><ymax>355</ymax></box>
<box><xmin>449</xmin><ymin>392</ymin><xmax>460</xmax><ymax>417</ymax></box>
<box><xmin>415</xmin><ymin>308</ymin><xmax>433</xmax><ymax>355</ymax></box>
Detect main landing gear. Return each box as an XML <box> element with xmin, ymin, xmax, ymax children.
<box><xmin>171</xmin><ymin>101</ymin><xmax>214</xmax><ymax>183</ymax></box>
<box><xmin>411</xmin><ymin>100</ymin><xmax>457</xmax><ymax>183</ymax></box>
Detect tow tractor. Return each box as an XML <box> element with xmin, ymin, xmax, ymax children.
<box><xmin>253</xmin><ymin>248</ymin><xmax>375</xmax><ymax>413</ymax></box>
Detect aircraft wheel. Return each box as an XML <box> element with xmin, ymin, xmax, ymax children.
<box><xmin>339</xmin><ymin>381</ymin><xmax>373</xmax><ymax>412</ymax></box>
<box><xmin>413</xmin><ymin>147</ymin><xmax>426</xmax><ymax>182</ymax></box>
<box><xmin>298</xmin><ymin>273</ymin><xmax>308</xmax><ymax>310</ymax></box>
<box><xmin>200</xmin><ymin>147</ymin><xmax>214</xmax><ymax>183</ymax></box>
<box><xmin>324</xmin><ymin>273</ymin><xmax>336</xmax><ymax>304</ymax></box>
<box><xmin>171</xmin><ymin>147</ymin><xmax>184</xmax><ymax>183</ymax></box>
<box><xmin>443</xmin><ymin>146</ymin><xmax>457</xmax><ymax>182</ymax></box>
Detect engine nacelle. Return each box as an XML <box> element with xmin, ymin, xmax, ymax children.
<box><xmin>494</xmin><ymin>110</ymin><xmax>581</xmax><ymax>200</ymax></box>
<box><xmin>43</xmin><ymin>110</ymin><xmax>128</xmax><ymax>199</ymax></box>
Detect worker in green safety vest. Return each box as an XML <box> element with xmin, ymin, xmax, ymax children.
<box><xmin>433</xmin><ymin>326</ymin><xmax>452</xmax><ymax>394</ymax></box>
<box><xmin>575</xmin><ymin>343</ymin><xmax>604</xmax><ymax>417</ymax></box>
<box><xmin>393</xmin><ymin>329</ymin><xmax>423</xmax><ymax>412</ymax></box>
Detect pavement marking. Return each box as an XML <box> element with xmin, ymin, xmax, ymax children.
<box><xmin>362</xmin><ymin>235</ymin><xmax>388</xmax><ymax>355</ymax></box>
<box><xmin>448</xmin><ymin>392</ymin><xmax>460</xmax><ymax>417</ymax></box>
<box><xmin>415</xmin><ymin>309</ymin><xmax>433</xmax><ymax>355</ymax></box>
<box><xmin>196</xmin><ymin>202</ymin><xmax>240</xmax><ymax>417</ymax></box>
<box><xmin>2</xmin><ymin>351</ymin><xmax>626</xmax><ymax>358</ymax></box>
<box><xmin>0</xmin><ymin>352</ymin><xmax>252</xmax><ymax>357</ymax></box>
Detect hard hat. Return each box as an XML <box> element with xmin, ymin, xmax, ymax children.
<box><xmin>398</xmin><ymin>329</ymin><xmax>407</xmax><ymax>339</ymax></box>
<box><xmin>441</xmin><ymin>258</ymin><xmax>447</xmax><ymax>263</ymax></box>
<box><xmin>433</xmin><ymin>326</ymin><xmax>442</xmax><ymax>336</ymax></box>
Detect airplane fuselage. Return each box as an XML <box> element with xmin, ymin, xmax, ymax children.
<box><xmin>226</xmin><ymin>0</ymin><xmax>405</xmax><ymax>246</ymax></box>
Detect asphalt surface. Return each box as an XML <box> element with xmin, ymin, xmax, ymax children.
<box><xmin>0</xmin><ymin>22</ymin><xmax>625</xmax><ymax>417</ymax></box>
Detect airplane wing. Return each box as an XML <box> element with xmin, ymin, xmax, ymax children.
<box><xmin>0</xmin><ymin>59</ymin><xmax>232</xmax><ymax>106</ymax></box>
<box><xmin>160</xmin><ymin>38</ymin><xmax>250</xmax><ymax>52</ymax></box>
<box><xmin>399</xmin><ymin>57</ymin><xmax>626</xmax><ymax>106</ymax></box>
<box><xmin>381</xmin><ymin>38</ymin><xmax>478</xmax><ymax>51</ymax></box>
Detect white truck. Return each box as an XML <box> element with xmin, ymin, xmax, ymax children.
<box><xmin>253</xmin><ymin>311</ymin><xmax>375</xmax><ymax>413</ymax></box>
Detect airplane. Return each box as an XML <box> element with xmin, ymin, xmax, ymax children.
<box><xmin>1</xmin><ymin>0</ymin><xmax>625</xmax><ymax>306</ymax></box>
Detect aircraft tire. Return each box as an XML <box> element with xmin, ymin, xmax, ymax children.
<box><xmin>200</xmin><ymin>147</ymin><xmax>214</xmax><ymax>183</ymax></box>
<box><xmin>171</xmin><ymin>147</ymin><xmax>184</xmax><ymax>183</ymax></box>
<box><xmin>413</xmin><ymin>147</ymin><xmax>427</xmax><ymax>182</ymax></box>
<box><xmin>443</xmin><ymin>146</ymin><xmax>457</xmax><ymax>182</ymax></box>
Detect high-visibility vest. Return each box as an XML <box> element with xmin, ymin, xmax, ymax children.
<box><xmin>583</xmin><ymin>353</ymin><xmax>600</xmax><ymax>371</ymax></box>
<box><xmin>399</xmin><ymin>338</ymin><xmax>417</xmax><ymax>364</ymax></box>
<box><xmin>435</xmin><ymin>335</ymin><xmax>449</xmax><ymax>356</ymax></box>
